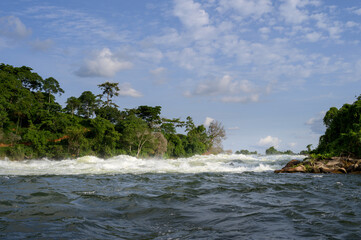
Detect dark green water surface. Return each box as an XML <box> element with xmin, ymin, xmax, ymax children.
<box><xmin>1</xmin><ymin>172</ymin><xmax>361</xmax><ymax>239</ymax></box>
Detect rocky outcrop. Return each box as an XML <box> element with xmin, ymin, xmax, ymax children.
<box><xmin>275</xmin><ymin>157</ymin><xmax>361</xmax><ymax>174</ymax></box>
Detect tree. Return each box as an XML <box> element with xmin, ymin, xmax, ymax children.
<box><xmin>0</xmin><ymin>64</ymin><xmax>43</xmax><ymax>91</ymax></box>
<box><xmin>207</xmin><ymin>120</ymin><xmax>226</xmax><ymax>153</ymax></box>
<box><xmin>152</xmin><ymin>132</ymin><xmax>168</xmax><ymax>157</ymax></box>
<box><xmin>78</xmin><ymin>91</ymin><xmax>99</xmax><ymax>118</ymax></box>
<box><xmin>265</xmin><ymin>146</ymin><xmax>279</xmax><ymax>155</ymax></box>
<box><xmin>95</xmin><ymin>106</ymin><xmax>122</xmax><ymax>124</ymax></box>
<box><xmin>135</xmin><ymin>105</ymin><xmax>162</xmax><ymax>128</ymax></box>
<box><xmin>185</xmin><ymin>116</ymin><xmax>195</xmax><ymax>132</ymax></box>
<box><xmin>186</xmin><ymin>125</ymin><xmax>209</xmax><ymax>155</ymax></box>
<box><xmin>98</xmin><ymin>82</ymin><xmax>120</xmax><ymax>107</ymax></box>
<box><xmin>65</xmin><ymin>126</ymin><xmax>89</xmax><ymax>157</ymax></box>
<box><xmin>42</xmin><ymin>77</ymin><xmax>64</xmax><ymax>103</ymax></box>
<box><xmin>116</xmin><ymin>114</ymin><xmax>154</xmax><ymax>157</ymax></box>
<box><xmin>65</xmin><ymin>96</ymin><xmax>81</xmax><ymax>117</ymax></box>
<box><xmin>89</xmin><ymin>117</ymin><xmax>120</xmax><ymax>157</ymax></box>
<box><xmin>315</xmin><ymin>95</ymin><xmax>361</xmax><ymax>157</ymax></box>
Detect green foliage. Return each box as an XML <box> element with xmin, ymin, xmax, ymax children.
<box><xmin>89</xmin><ymin>117</ymin><xmax>120</xmax><ymax>158</ymax></box>
<box><xmin>235</xmin><ymin>149</ymin><xmax>258</xmax><ymax>155</ymax></box>
<box><xmin>315</xmin><ymin>95</ymin><xmax>361</xmax><ymax>158</ymax></box>
<box><xmin>95</xmin><ymin>106</ymin><xmax>121</xmax><ymax>124</ymax></box>
<box><xmin>0</xmin><ymin>63</ymin><xmax>227</xmax><ymax>160</ymax></box>
<box><xmin>265</xmin><ymin>146</ymin><xmax>279</xmax><ymax>155</ymax></box>
<box><xmin>309</xmin><ymin>153</ymin><xmax>334</xmax><ymax>160</ymax></box>
<box><xmin>98</xmin><ymin>81</ymin><xmax>120</xmax><ymax>107</ymax></box>
<box><xmin>265</xmin><ymin>146</ymin><xmax>295</xmax><ymax>155</ymax></box>
<box><xmin>78</xmin><ymin>91</ymin><xmax>99</xmax><ymax>118</ymax></box>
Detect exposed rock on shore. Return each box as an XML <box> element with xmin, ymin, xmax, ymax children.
<box><xmin>275</xmin><ymin>157</ymin><xmax>361</xmax><ymax>174</ymax></box>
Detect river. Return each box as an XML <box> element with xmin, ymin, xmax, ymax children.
<box><xmin>0</xmin><ymin>154</ymin><xmax>360</xmax><ymax>239</ymax></box>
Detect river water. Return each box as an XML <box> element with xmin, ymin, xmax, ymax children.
<box><xmin>0</xmin><ymin>154</ymin><xmax>360</xmax><ymax>239</ymax></box>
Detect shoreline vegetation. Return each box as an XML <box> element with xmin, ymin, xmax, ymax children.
<box><xmin>0</xmin><ymin>63</ymin><xmax>227</xmax><ymax>160</ymax></box>
<box><xmin>1</xmin><ymin>63</ymin><xmax>360</xmax><ymax>169</ymax></box>
<box><xmin>276</xmin><ymin>95</ymin><xmax>361</xmax><ymax>174</ymax></box>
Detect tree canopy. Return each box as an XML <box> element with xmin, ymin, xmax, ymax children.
<box><xmin>314</xmin><ymin>95</ymin><xmax>361</xmax><ymax>158</ymax></box>
<box><xmin>0</xmin><ymin>63</ymin><xmax>227</xmax><ymax>160</ymax></box>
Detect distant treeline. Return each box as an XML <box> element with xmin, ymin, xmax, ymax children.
<box><xmin>235</xmin><ymin>147</ymin><xmax>296</xmax><ymax>155</ymax></box>
<box><xmin>0</xmin><ymin>63</ymin><xmax>226</xmax><ymax>160</ymax></box>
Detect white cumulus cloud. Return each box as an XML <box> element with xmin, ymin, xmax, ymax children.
<box><xmin>118</xmin><ymin>83</ymin><xmax>143</xmax><ymax>98</ymax></box>
<box><xmin>174</xmin><ymin>0</ymin><xmax>210</xmax><ymax>29</ymax></box>
<box><xmin>204</xmin><ymin>117</ymin><xmax>215</xmax><ymax>128</ymax></box>
<box><xmin>258</xmin><ymin>136</ymin><xmax>281</xmax><ymax>148</ymax></box>
<box><xmin>0</xmin><ymin>16</ymin><xmax>32</xmax><ymax>39</ymax></box>
<box><xmin>218</xmin><ymin>0</ymin><xmax>272</xmax><ymax>19</ymax></box>
<box><xmin>279</xmin><ymin>0</ymin><xmax>320</xmax><ymax>25</ymax></box>
<box><xmin>75</xmin><ymin>48</ymin><xmax>133</xmax><ymax>78</ymax></box>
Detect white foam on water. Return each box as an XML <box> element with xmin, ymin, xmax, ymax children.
<box><xmin>0</xmin><ymin>154</ymin><xmax>305</xmax><ymax>175</ymax></box>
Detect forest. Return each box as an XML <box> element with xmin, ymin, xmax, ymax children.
<box><xmin>0</xmin><ymin>63</ymin><xmax>226</xmax><ymax>160</ymax></box>
<box><xmin>313</xmin><ymin>95</ymin><xmax>361</xmax><ymax>158</ymax></box>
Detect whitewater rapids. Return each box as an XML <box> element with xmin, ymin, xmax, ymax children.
<box><xmin>0</xmin><ymin>154</ymin><xmax>305</xmax><ymax>175</ymax></box>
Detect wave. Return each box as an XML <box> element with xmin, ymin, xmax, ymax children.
<box><xmin>0</xmin><ymin>154</ymin><xmax>305</xmax><ymax>175</ymax></box>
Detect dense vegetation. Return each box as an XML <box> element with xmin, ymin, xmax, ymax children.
<box><xmin>265</xmin><ymin>146</ymin><xmax>294</xmax><ymax>155</ymax></box>
<box><xmin>314</xmin><ymin>95</ymin><xmax>361</xmax><ymax>158</ymax></box>
<box><xmin>235</xmin><ymin>149</ymin><xmax>258</xmax><ymax>155</ymax></box>
<box><xmin>0</xmin><ymin>63</ymin><xmax>226</xmax><ymax>160</ymax></box>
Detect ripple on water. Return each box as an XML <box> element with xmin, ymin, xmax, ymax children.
<box><xmin>0</xmin><ymin>158</ymin><xmax>360</xmax><ymax>239</ymax></box>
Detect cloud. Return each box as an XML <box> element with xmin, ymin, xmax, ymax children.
<box><xmin>0</xmin><ymin>16</ymin><xmax>32</xmax><ymax>39</ymax></box>
<box><xmin>173</xmin><ymin>0</ymin><xmax>216</xmax><ymax>40</ymax></box>
<box><xmin>221</xmin><ymin>94</ymin><xmax>259</xmax><ymax>103</ymax></box>
<box><xmin>228</xmin><ymin>126</ymin><xmax>240</xmax><ymax>130</ymax></box>
<box><xmin>258</xmin><ymin>136</ymin><xmax>281</xmax><ymax>148</ymax></box>
<box><xmin>28</xmin><ymin>6</ymin><xmax>128</xmax><ymax>42</ymax></box>
<box><xmin>218</xmin><ymin>0</ymin><xmax>272</xmax><ymax>19</ymax></box>
<box><xmin>166</xmin><ymin>47</ymin><xmax>214</xmax><ymax>72</ymax></box>
<box><xmin>351</xmin><ymin>7</ymin><xmax>361</xmax><ymax>16</ymax></box>
<box><xmin>174</xmin><ymin>0</ymin><xmax>210</xmax><ymax>29</ymax></box>
<box><xmin>150</xmin><ymin>67</ymin><xmax>167</xmax><ymax>84</ymax></box>
<box><xmin>279</xmin><ymin>0</ymin><xmax>319</xmax><ymax>25</ymax></box>
<box><xmin>118</xmin><ymin>83</ymin><xmax>143</xmax><ymax>98</ymax></box>
<box><xmin>136</xmin><ymin>48</ymin><xmax>163</xmax><ymax>63</ymax></box>
<box><xmin>312</xmin><ymin>13</ymin><xmax>343</xmax><ymax>40</ymax></box>
<box><xmin>288</xmin><ymin>142</ymin><xmax>297</xmax><ymax>148</ymax></box>
<box><xmin>194</xmin><ymin>75</ymin><xmax>254</xmax><ymax>96</ymax></box>
<box><xmin>30</xmin><ymin>38</ymin><xmax>54</xmax><ymax>51</ymax></box>
<box><xmin>306</xmin><ymin>111</ymin><xmax>326</xmax><ymax>134</ymax></box>
<box><xmin>187</xmin><ymin>75</ymin><xmax>261</xmax><ymax>103</ymax></box>
<box><xmin>75</xmin><ymin>48</ymin><xmax>132</xmax><ymax>78</ymax></box>
<box><xmin>204</xmin><ymin>117</ymin><xmax>215</xmax><ymax>128</ymax></box>
<box><xmin>305</xmin><ymin>32</ymin><xmax>322</xmax><ymax>42</ymax></box>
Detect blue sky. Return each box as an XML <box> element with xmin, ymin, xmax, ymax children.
<box><xmin>1</xmin><ymin>0</ymin><xmax>361</xmax><ymax>153</ymax></box>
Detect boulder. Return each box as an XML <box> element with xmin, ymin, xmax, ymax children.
<box><xmin>284</xmin><ymin>159</ymin><xmax>301</xmax><ymax>168</ymax></box>
<box><xmin>275</xmin><ymin>157</ymin><xmax>361</xmax><ymax>174</ymax></box>
<box><xmin>335</xmin><ymin>167</ymin><xmax>347</xmax><ymax>174</ymax></box>
<box><xmin>274</xmin><ymin>165</ymin><xmax>306</xmax><ymax>173</ymax></box>
<box><xmin>326</xmin><ymin>159</ymin><xmax>343</xmax><ymax>168</ymax></box>
<box><xmin>319</xmin><ymin>166</ymin><xmax>333</xmax><ymax>173</ymax></box>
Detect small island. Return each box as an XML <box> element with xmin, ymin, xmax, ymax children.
<box><xmin>276</xmin><ymin>95</ymin><xmax>361</xmax><ymax>174</ymax></box>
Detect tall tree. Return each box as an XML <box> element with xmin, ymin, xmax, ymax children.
<box><xmin>135</xmin><ymin>105</ymin><xmax>162</xmax><ymax>128</ymax></box>
<box><xmin>42</xmin><ymin>77</ymin><xmax>64</xmax><ymax>103</ymax></box>
<box><xmin>98</xmin><ymin>82</ymin><xmax>120</xmax><ymax>107</ymax></box>
<box><xmin>65</xmin><ymin>96</ymin><xmax>81</xmax><ymax>118</ymax></box>
<box><xmin>78</xmin><ymin>91</ymin><xmax>99</xmax><ymax>118</ymax></box>
<box><xmin>207</xmin><ymin>120</ymin><xmax>226</xmax><ymax>153</ymax></box>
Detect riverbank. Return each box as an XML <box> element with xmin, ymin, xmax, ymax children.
<box><xmin>275</xmin><ymin>157</ymin><xmax>361</xmax><ymax>174</ymax></box>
